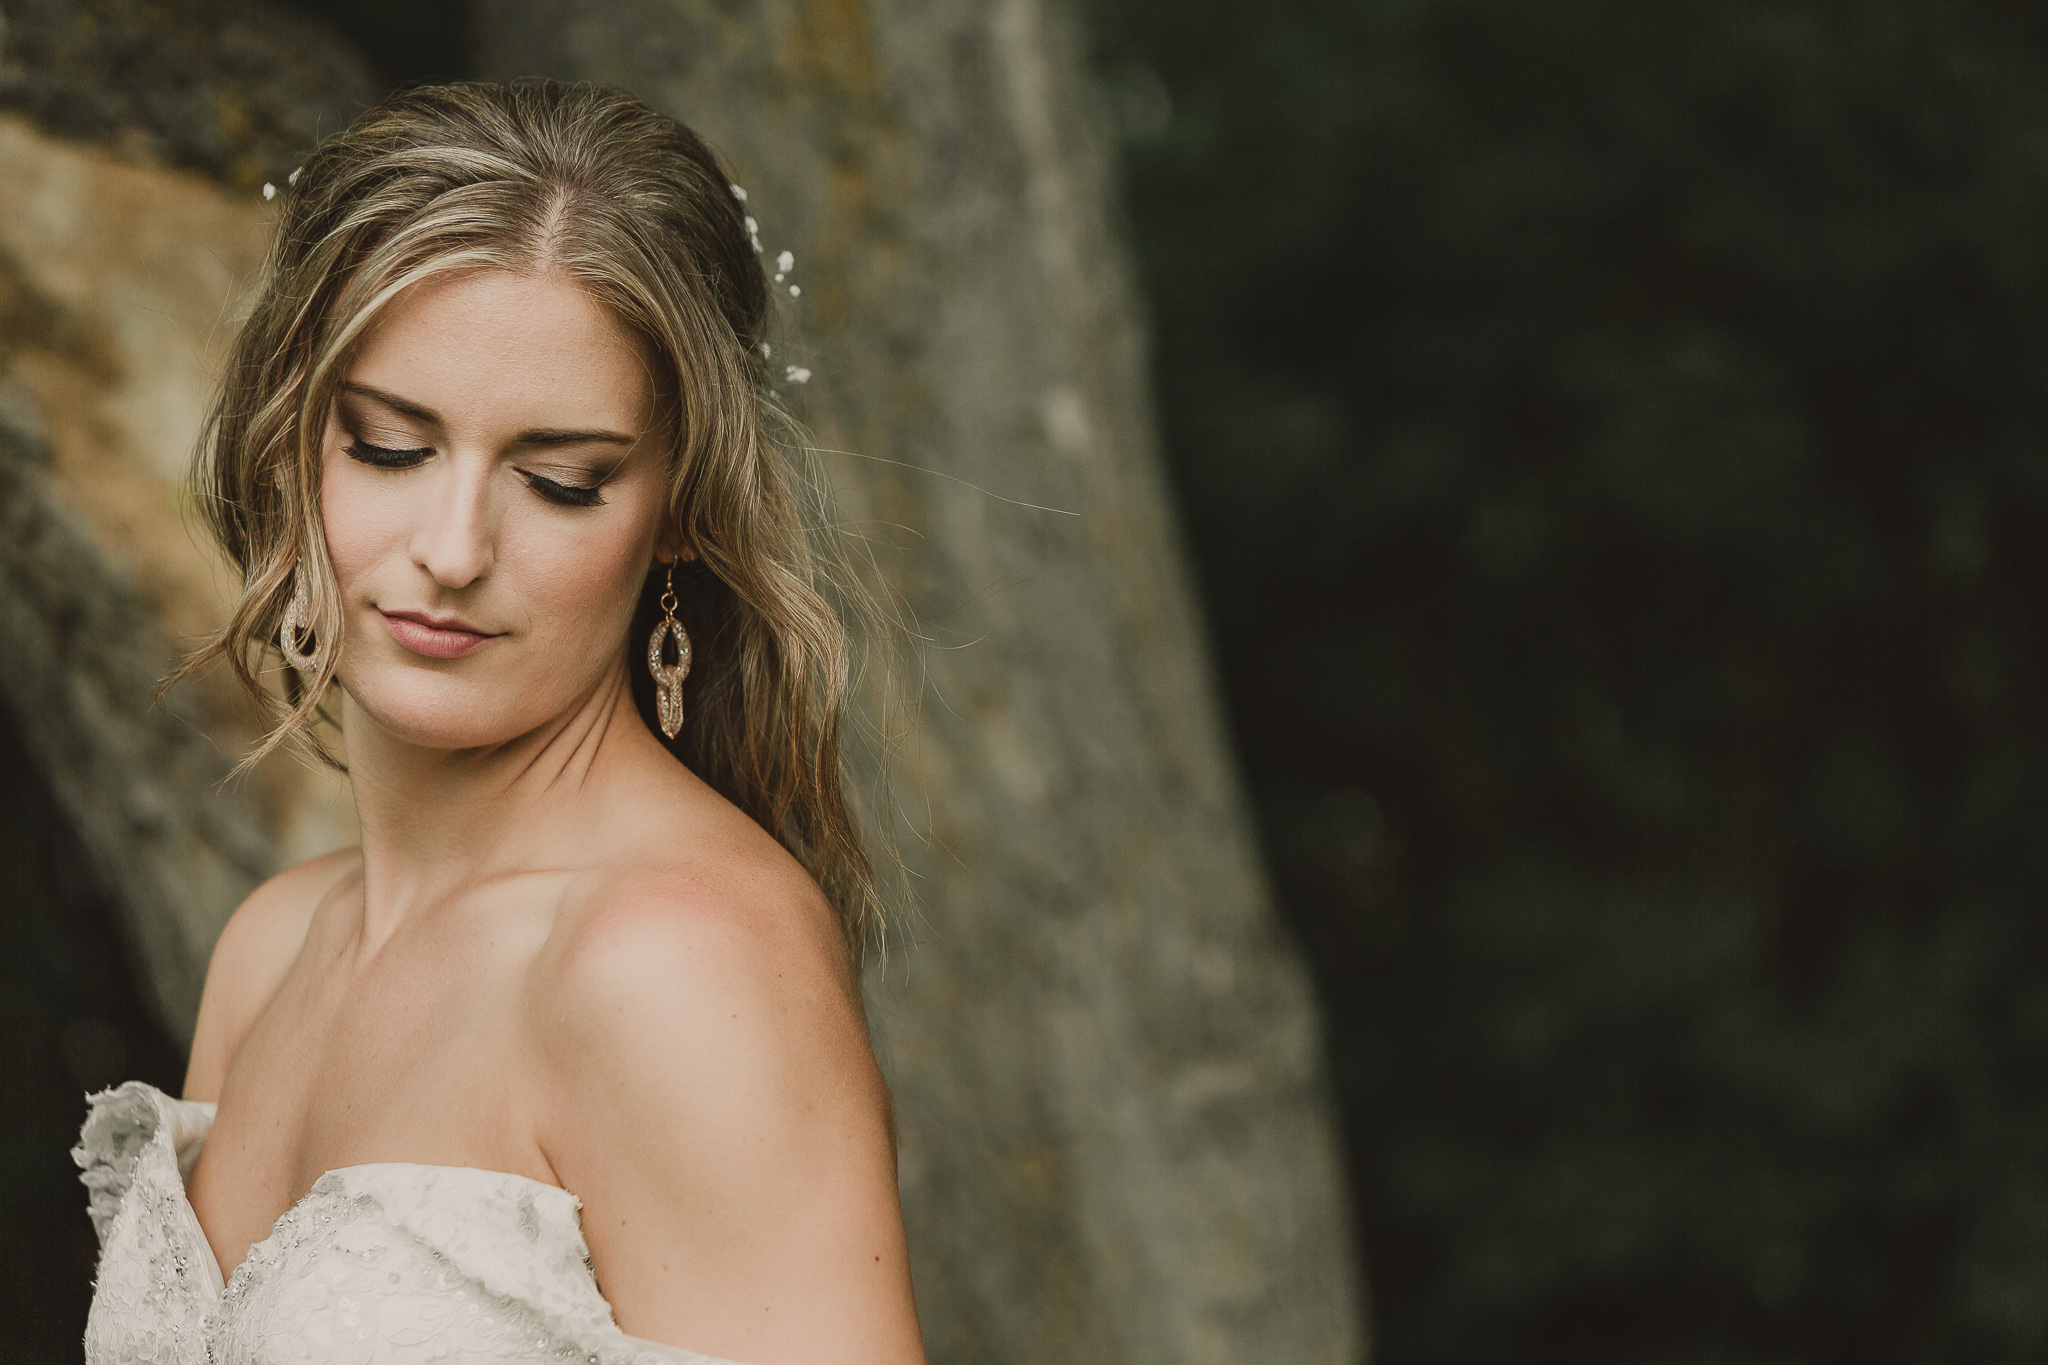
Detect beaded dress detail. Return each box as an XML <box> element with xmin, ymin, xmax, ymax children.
<box><xmin>74</xmin><ymin>1081</ymin><xmax>745</xmax><ymax>1365</ymax></box>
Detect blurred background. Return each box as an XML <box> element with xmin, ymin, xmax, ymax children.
<box><xmin>8</xmin><ymin>0</ymin><xmax>2048</xmax><ymax>1361</ymax></box>
<box><xmin>1089</xmin><ymin>0</ymin><xmax>2048</xmax><ymax>1359</ymax></box>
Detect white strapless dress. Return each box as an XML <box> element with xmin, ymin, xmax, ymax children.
<box><xmin>74</xmin><ymin>1081</ymin><xmax>747</xmax><ymax>1364</ymax></box>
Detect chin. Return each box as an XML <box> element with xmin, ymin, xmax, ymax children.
<box><xmin>338</xmin><ymin>661</ymin><xmax>570</xmax><ymax>751</ymax></box>
<box><xmin>344</xmin><ymin>679</ymin><xmax>536</xmax><ymax>753</ymax></box>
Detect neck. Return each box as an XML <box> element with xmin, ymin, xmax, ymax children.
<box><xmin>339</xmin><ymin>660</ymin><xmax>651</xmax><ymax>943</ymax></box>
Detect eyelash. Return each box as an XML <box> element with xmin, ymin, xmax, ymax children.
<box><xmin>524</xmin><ymin>473</ymin><xmax>607</xmax><ymax>508</ymax></box>
<box><xmin>342</xmin><ymin>440</ymin><xmax>607</xmax><ymax>508</ymax></box>
<box><xmin>343</xmin><ymin>439</ymin><xmax>428</xmax><ymax>469</ymax></box>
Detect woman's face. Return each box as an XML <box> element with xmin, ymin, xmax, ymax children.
<box><xmin>320</xmin><ymin>267</ymin><xmax>670</xmax><ymax>751</ymax></box>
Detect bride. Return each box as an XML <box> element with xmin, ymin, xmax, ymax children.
<box><xmin>73</xmin><ymin>81</ymin><xmax>926</xmax><ymax>1364</ymax></box>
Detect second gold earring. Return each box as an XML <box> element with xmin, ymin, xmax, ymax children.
<box><xmin>647</xmin><ymin>561</ymin><xmax>692</xmax><ymax>739</ymax></box>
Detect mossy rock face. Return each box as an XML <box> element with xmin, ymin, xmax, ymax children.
<box><xmin>475</xmin><ymin>5</ymin><xmax>1365</xmax><ymax>1362</ymax></box>
<box><xmin>0</xmin><ymin>0</ymin><xmax>378</xmax><ymax>186</ymax></box>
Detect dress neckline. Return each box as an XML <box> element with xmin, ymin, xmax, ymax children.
<box><xmin>80</xmin><ymin>1080</ymin><xmax>750</xmax><ymax>1365</ymax></box>
<box><xmin>285</xmin><ymin>1159</ymin><xmax>576</xmax><ymax>1204</ymax></box>
<box><xmin>225</xmin><ymin>1160</ymin><xmax>578</xmax><ymax>1281</ymax></box>
<box><xmin>104</xmin><ymin>1084</ymin><xmax>578</xmax><ymax>1287</ymax></box>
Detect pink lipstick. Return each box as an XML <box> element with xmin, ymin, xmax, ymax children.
<box><xmin>380</xmin><ymin>609</ymin><xmax>499</xmax><ymax>659</ymax></box>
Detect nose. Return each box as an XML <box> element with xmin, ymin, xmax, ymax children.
<box><xmin>408</xmin><ymin>452</ymin><xmax>494</xmax><ymax>590</ymax></box>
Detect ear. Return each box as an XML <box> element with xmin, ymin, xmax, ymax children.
<box><xmin>654</xmin><ymin>520</ymin><xmax>698</xmax><ymax>565</ymax></box>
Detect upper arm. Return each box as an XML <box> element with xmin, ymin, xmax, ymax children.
<box><xmin>537</xmin><ymin>877</ymin><xmax>923</xmax><ymax>1365</ymax></box>
<box><xmin>182</xmin><ymin>849</ymin><xmax>351</xmax><ymax>1103</ymax></box>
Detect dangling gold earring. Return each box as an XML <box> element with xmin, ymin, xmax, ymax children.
<box><xmin>647</xmin><ymin>561</ymin><xmax>692</xmax><ymax>739</ymax></box>
<box><xmin>279</xmin><ymin>565</ymin><xmax>320</xmax><ymax>672</ymax></box>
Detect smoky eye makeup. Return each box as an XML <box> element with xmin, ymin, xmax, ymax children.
<box><xmin>516</xmin><ymin>445</ymin><xmax>635</xmax><ymax>509</ymax></box>
<box><xmin>519</xmin><ymin>468</ymin><xmax>608</xmax><ymax>507</ymax></box>
<box><xmin>333</xmin><ymin>392</ymin><xmax>621</xmax><ymax>508</ymax></box>
<box><xmin>343</xmin><ymin>437</ymin><xmax>433</xmax><ymax>468</ymax></box>
<box><xmin>343</xmin><ymin>438</ymin><xmax>609</xmax><ymax>506</ymax></box>
<box><xmin>336</xmin><ymin>398</ymin><xmax>433</xmax><ymax>469</ymax></box>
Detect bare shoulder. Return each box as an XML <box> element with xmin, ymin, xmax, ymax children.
<box><xmin>183</xmin><ymin>846</ymin><xmax>360</xmax><ymax>1103</ymax></box>
<box><xmin>529</xmin><ymin>824</ymin><xmax>922</xmax><ymax>1363</ymax></box>
<box><xmin>535</xmin><ymin>827</ymin><xmax>871</xmax><ymax>1111</ymax></box>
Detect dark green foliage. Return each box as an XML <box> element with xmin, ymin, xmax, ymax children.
<box><xmin>1088</xmin><ymin>0</ymin><xmax>2048</xmax><ymax>1360</ymax></box>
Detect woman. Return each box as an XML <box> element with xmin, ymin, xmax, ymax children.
<box><xmin>73</xmin><ymin>80</ymin><xmax>925</xmax><ymax>1365</ymax></box>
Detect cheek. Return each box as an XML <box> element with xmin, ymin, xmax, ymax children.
<box><xmin>499</xmin><ymin>487</ymin><xmax>667</xmax><ymax>659</ymax></box>
<box><xmin>517</xmin><ymin>523</ymin><xmax>648</xmax><ymax>633</ymax></box>
<box><xmin>319</xmin><ymin>455</ymin><xmax>408</xmax><ymax>584</ymax></box>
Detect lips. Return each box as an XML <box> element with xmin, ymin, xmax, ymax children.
<box><xmin>379</xmin><ymin>609</ymin><xmax>499</xmax><ymax>659</ymax></box>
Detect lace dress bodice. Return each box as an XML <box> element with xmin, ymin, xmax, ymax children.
<box><xmin>74</xmin><ymin>1081</ymin><xmax>746</xmax><ymax>1364</ymax></box>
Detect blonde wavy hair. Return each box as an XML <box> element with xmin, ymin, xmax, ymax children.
<box><xmin>174</xmin><ymin>80</ymin><xmax>880</xmax><ymax>946</ymax></box>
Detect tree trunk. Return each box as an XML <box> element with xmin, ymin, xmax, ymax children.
<box><xmin>476</xmin><ymin>3</ymin><xmax>1364</xmax><ymax>1359</ymax></box>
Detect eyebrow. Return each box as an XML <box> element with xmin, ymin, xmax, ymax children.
<box><xmin>339</xmin><ymin>381</ymin><xmax>638</xmax><ymax>447</ymax></box>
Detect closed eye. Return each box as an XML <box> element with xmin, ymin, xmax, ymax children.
<box><xmin>345</xmin><ymin>439</ymin><xmax>431</xmax><ymax>469</ymax></box>
<box><xmin>522</xmin><ymin>470</ymin><xmax>607</xmax><ymax>508</ymax></box>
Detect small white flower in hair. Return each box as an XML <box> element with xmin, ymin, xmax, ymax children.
<box><xmin>777</xmin><ymin>250</ymin><xmax>794</xmax><ymax>273</ymax></box>
<box><xmin>761</xmin><ymin>341</ymin><xmax>772</xmax><ymax>358</ymax></box>
<box><xmin>785</xmin><ymin>366</ymin><xmax>811</xmax><ymax>384</ymax></box>
<box><xmin>287</xmin><ymin>166</ymin><xmax>301</xmax><ymax>186</ymax></box>
<box><xmin>788</xmin><ymin>284</ymin><xmax>801</xmax><ymax>297</ymax></box>
<box><xmin>730</xmin><ymin>183</ymin><xmax>748</xmax><ymax>201</ymax></box>
<box><xmin>262</xmin><ymin>182</ymin><xmax>276</xmax><ymax>201</ymax></box>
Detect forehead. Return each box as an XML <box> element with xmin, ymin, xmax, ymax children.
<box><xmin>345</xmin><ymin>269</ymin><xmax>653</xmax><ymax>430</ymax></box>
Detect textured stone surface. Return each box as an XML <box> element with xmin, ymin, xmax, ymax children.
<box><xmin>0</xmin><ymin>0</ymin><xmax>378</xmax><ymax>187</ymax></box>
<box><xmin>0</xmin><ymin>0</ymin><xmax>1362</xmax><ymax>1353</ymax></box>
<box><xmin>477</xmin><ymin>3</ymin><xmax>1362</xmax><ymax>1359</ymax></box>
<box><xmin>0</xmin><ymin>113</ymin><xmax>357</xmax><ymax>1040</ymax></box>
<box><xmin>0</xmin><ymin>381</ymin><xmax>264</xmax><ymax>1036</ymax></box>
